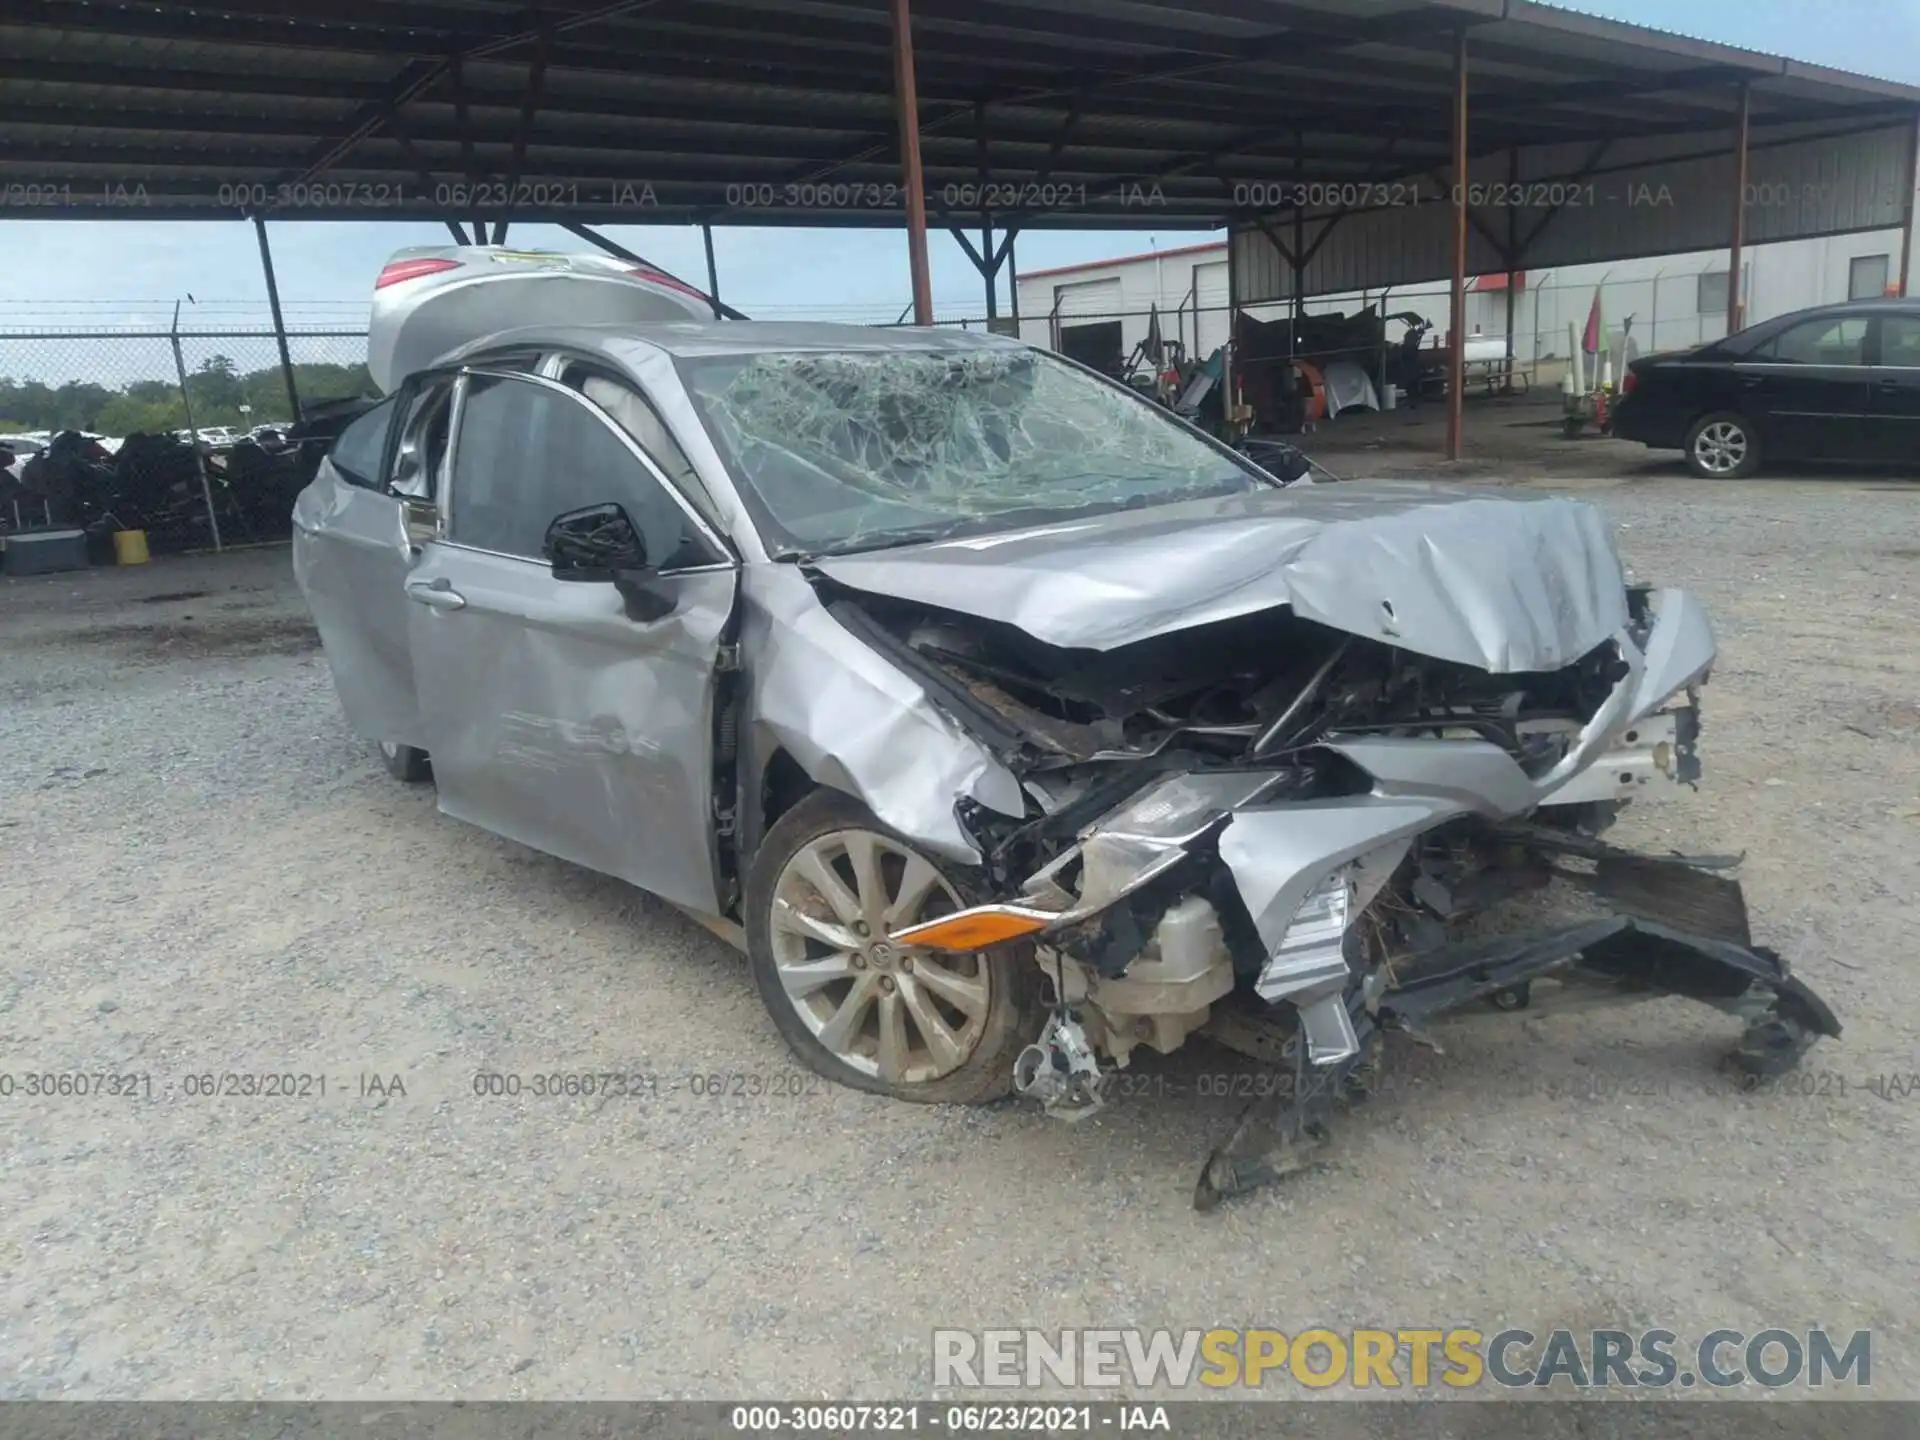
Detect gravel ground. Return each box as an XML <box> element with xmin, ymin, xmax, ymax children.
<box><xmin>2</xmin><ymin>464</ymin><xmax>1917</xmax><ymax>1404</ymax></box>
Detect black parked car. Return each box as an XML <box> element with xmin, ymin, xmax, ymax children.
<box><xmin>1610</xmin><ymin>297</ymin><xmax>1920</xmax><ymax>477</ymax></box>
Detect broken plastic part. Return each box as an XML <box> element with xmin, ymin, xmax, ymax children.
<box><xmin>891</xmin><ymin>905</ymin><xmax>1055</xmax><ymax>951</ymax></box>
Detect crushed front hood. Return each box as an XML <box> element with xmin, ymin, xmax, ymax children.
<box><xmin>814</xmin><ymin>481</ymin><xmax>1629</xmax><ymax>672</ymax></box>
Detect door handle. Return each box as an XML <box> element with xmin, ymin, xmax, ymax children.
<box><xmin>1876</xmin><ymin>375</ymin><xmax>1903</xmax><ymax>388</ymax></box>
<box><xmin>405</xmin><ymin>578</ymin><xmax>466</xmax><ymax>611</ymax></box>
<box><xmin>1739</xmin><ymin>375</ymin><xmax>1765</xmax><ymax>389</ymax></box>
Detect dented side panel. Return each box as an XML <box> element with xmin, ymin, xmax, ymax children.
<box><xmin>740</xmin><ymin>565</ymin><xmax>1025</xmax><ymax>865</ymax></box>
<box><xmin>405</xmin><ymin>542</ymin><xmax>737</xmax><ymax>917</ymax></box>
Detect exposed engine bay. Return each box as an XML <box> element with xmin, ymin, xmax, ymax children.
<box><xmin>814</xmin><ymin>578</ymin><xmax>1840</xmax><ymax>1209</ymax></box>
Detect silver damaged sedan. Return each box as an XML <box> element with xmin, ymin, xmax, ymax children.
<box><xmin>294</xmin><ymin>249</ymin><xmax>1838</xmax><ymax>1207</ymax></box>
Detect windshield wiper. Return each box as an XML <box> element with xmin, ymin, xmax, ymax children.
<box><xmin>810</xmin><ymin>523</ymin><xmax>970</xmax><ymax>557</ymax></box>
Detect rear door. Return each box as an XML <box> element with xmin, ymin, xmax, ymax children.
<box><xmin>1867</xmin><ymin>312</ymin><xmax>1920</xmax><ymax>465</ymax></box>
<box><xmin>405</xmin><ymin>368</ymin><xmax>739</xmax><ymax>915</ymax></box>
<box><xmin>1735</xmin><ymin>314</ymin><xmax>1873</xmax><ymax>460</ymax></box>
<box><xmin>292</xmin><ymin>383</ymin><xmax>447</xmax><ymax>747</ymax></box>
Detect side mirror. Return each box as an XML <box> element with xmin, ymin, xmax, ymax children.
<box><xmin>544</xmin><ymin>503</ymin><xmax>673</xmax><ymax>622</ymax></box>
<box><xmin>545</xmin><ymin>502</ymin><xmax>649</xmax><ymax>581</ymax></box>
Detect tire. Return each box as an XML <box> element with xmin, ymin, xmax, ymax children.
<box><xmin>744</xmin><ymin>787</ymin><xmax>1044</xmax><ymax>1104</ymax></box>
<box><xmin>1684</xmin><ymin>411</ymin><xmax>1760</xmax><ymax>478</ymax></box>
<box><xmin>377</xmin><ymin>739</ymin><xmax>432</xmax><ymax>784</ymax></box>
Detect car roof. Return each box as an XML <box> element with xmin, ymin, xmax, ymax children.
<box><xmin>450</xmin><ymin>318</ymin><xmax>1029</xmax><ymax>367</ymax></box>
<box><xmin>1762</xmin><ymin>296</ymin><xmax>1920</xmax><ymax>324</ymax></box>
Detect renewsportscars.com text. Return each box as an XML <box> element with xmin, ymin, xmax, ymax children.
<box><xmin>932</xmin><ymin>1327</ymin><xmax>1871</xmax><ymax>1390</ymax></box>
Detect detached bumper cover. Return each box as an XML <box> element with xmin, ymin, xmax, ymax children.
<box><xmin>1220</xmin><ymin>586</ymin><xmax>1725</xmax><ymax>1049</ymax></box>
<box><xmin>1379</xmin><ymin>913</ymin><xmax>1841</xmax><ymax>1057</ymax></box>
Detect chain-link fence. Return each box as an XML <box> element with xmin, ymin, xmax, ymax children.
<box><xmin>0</xmin><ymin>328</ymin><xmax>371</xmax><ymax>556</ymax></box>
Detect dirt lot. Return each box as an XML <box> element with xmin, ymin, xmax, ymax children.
<box><xmin>3</xmin><ymin>419</ymin><xmax>1918</xmax><ymax>1403</ymax></box>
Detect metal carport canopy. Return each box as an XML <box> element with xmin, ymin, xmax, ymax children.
<box><xmin>2</xmin><ymin>0</ymin><xmax>1915</xmax><ymax>235</ymax></box>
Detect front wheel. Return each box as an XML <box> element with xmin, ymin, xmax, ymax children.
<box><xmin>744</xmin><ymin>788</ymin><xmax>1043</xmax><ymax>1104</ymax></box>
<box><xmin>1685</xmin><ymin>411</ymin><xmax>1760</xmax><ymax>478</ymax></box>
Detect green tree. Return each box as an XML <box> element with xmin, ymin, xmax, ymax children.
<box><xmin>52</xmin><ymin>381</ymin><xmax>114</xmax><ymax>431</ymax></box>
<box><xmin>95</xmin><ymin>394</ymin><xmax>185</xmax><ymax>436</ymax></box>
<box><xmin>185</xmin><ymin>354</ymin><xmax>246</xmax><ymax>424</ymax></box>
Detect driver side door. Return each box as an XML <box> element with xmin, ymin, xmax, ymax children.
<box><xmin>405</xmin><ymin>368</ymin><xmax>740</xmax><ymax>916</ymax></box>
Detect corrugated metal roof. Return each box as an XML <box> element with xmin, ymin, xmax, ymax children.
<box><xmin>0</xmin><ymin>0</ymin><xmax>1914</xmax><ymax>227</ymax></box>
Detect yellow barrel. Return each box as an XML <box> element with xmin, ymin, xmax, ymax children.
<box><xmin>113</xmin><ymin>529</ymin><xmax>150</xmax><ymax>565</ymax></box>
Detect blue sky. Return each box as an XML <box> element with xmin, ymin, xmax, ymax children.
<box><xmin>1</xmin><ymin>0</ymin><xmax>1917</xmax><ymax>329</ymax></box>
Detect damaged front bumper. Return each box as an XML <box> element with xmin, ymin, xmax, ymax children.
<box><xmin>895</xmin><ymin>586</ymin><xmax>1840</xmax><ymax>1204</ymax></box>
<box><xmin>1193</xmin><ymin>850</ymin><xmax>1842</xmax><ymax>1209</ymax></box>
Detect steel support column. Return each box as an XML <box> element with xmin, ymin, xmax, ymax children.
<box><xmin>1727</xmin><ymin>81</ymin><xmax>1751</xmax><ymax>334</ymax></box>
<box><xmin>1008</xmin><ymin>234</ymin><xmax>1020</xmax><ymax>323</ymax></box>
<box><xmin>1900</xmin><ymin>109</ymin><xmax>1919</xmax><ymax>297</ymax></box>
<box><xmin>891</xmin><ymin>0</ymin><xmax>934</xmax><ymax>325</ymax></box>
<box><xmin>1292</xmin><ymin>130</ymin><xmax>1305</xmax><ymax>325</ymax></box>
<box><xmin>1446</xmin><ymin>28</ymin><xmax>1469</xmax><ymax>462</ymax></box>
<box><xmin>976</xmin><ymin>101</ymin><xmax>996</xmax><ymax>321</ymax></box>
<box><xmin>170</xmin><ymin>300</ymin><xmax>222</xmax><ymax>554</ymax></box>
<box><xmin>1224</xmin><ymin>223</ymin><xmax>1239</xmax><ymax>434</ymax></box>
<box><xmin>702</xmin><ymin>222</ymin><xmax>723</xmax><ymax>319</ymax></box>
<box><xmin>1503</xmin><ymin>146</ymin><xmax>1519</xmax><ymax>394</ymax></box>
<box><xmin>252</xmin><ymin>214</ymin><xmax>301</xmax><ymax>425</ymax></box>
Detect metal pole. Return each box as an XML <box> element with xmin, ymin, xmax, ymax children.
<box><xmin>891</xmin><ymin>0</ymin><xmax>934</xmax><ymax>325</ymax></box>
<box><xmin>1532</xmin><ymin>272</ymin><xmax>1546</xmax><ymax>386</ymax></box>
<box><xmin>1899</xmin><ymin>109</ymin><xmax>1919</xmax><ymax>297</ymax></box>
<box><xmin>1446</xmin><ymin>27</ymin><xmax>1469</xmax><ymax>462</ymax></box>
<box><xmin>1727</xmin><ymin>81</ymin><xmax>1751</xmax><ymax>335</ymax></box>
<box><xmin>1291</xmin><ymin>130</ymin><xmax>1305</xmax><ymax>326</ymax></box>
<box><xmin>701</xmin><ymin>222</ymin><xmax>724</xmax><ymax>319</ymax></box>
<box><xmin>1224</xmin><ymin>223</ymin><xmax>1239</xmax><ymax>433</ymax></box>
<box><xmin>1503</xmin><ymin>147</ymin><xmax>1518</xmax><ymax>394</ymax></box>
<box><xmin>1650</xmin><ymin>266</ymin><xmax>1664</xmax><ymax>354</ymax></box>
<box><xmin>252</xmin><ymin>215</ymin><xmax>301</xmax><ymax>426</ymax></box>
<box><xmin>1008</xmin><ymin>234</ymin><xmax>1021</xmax><ymax>326</ymax></box>
<box><xmin>170</xmin><ymin>301</ymin><xmax>223</xmax><ymax>554</ymax></box>
<box><xmin>976</xmin><ymin>102</ymin><xmax>997</xmax><ymax>322</ymax></box>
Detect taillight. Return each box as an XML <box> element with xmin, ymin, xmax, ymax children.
<box><xmin>375</xmin><ymin>257</ymin><xmax>462</xmax><ymax>289</ymax></box>
<box><xmin>623</xmin><ymin>265</ymin><xmax>710</xmax><ymax>302</ymax></box>
<box><xmin>1621</xmin><ymin>369</ymin><xmax>1639</xmax><ymax>395</ymax></box>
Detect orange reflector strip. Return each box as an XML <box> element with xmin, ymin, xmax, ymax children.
<box><xmin>894</xmin><ymin>907</ymin><xmax>1054</xmax><ymax>951</ymax></box>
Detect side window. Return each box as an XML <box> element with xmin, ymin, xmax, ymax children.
<box><xmin>558</xmin><ymin>362</ymin><xmax>724</xmax><ymax>529</ymax></box>
<box><xmin>1848</xmin><ymin>254</ymin><xmax>1890</xmax><ymax>301</ymax></box>
<box><xmin>1758</xmin><ymin>317</ymin><xmax>1867</xmax><ymax>366</ymax></box>
<box><xmin>1877</xmin><ymin>316</ymin><xmax>1920</xmax><ymax>368</ymax></box>
<box><xmin>326</xmin><ymin>397</ymin><xmax>399</xmax><ymax>488</ymax></box>
<box><xmin>389</xmin><ymin>380</ymin><xmax>456</xmax><ymax>499</ymax></box>
<box><xmin>447</xmin><ymin>374</ymin><xmax>718</xmax><ymax>570</ymax></box>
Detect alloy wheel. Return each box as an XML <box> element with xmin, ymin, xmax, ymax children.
<box><xmin>1693</xmin><ymin>421</ymin><xmax>1747</xmax><ymax>475</ymax></box>
<box><xmin>767</xmin><ymin>828</ymin><xmax>992</xmax><ymax>1084</ymax></box>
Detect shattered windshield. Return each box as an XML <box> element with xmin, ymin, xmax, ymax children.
<box><xmin>677</xmin><ymin>346</ymin><xmax>1264</xmax><ymax>555</ymax></box>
